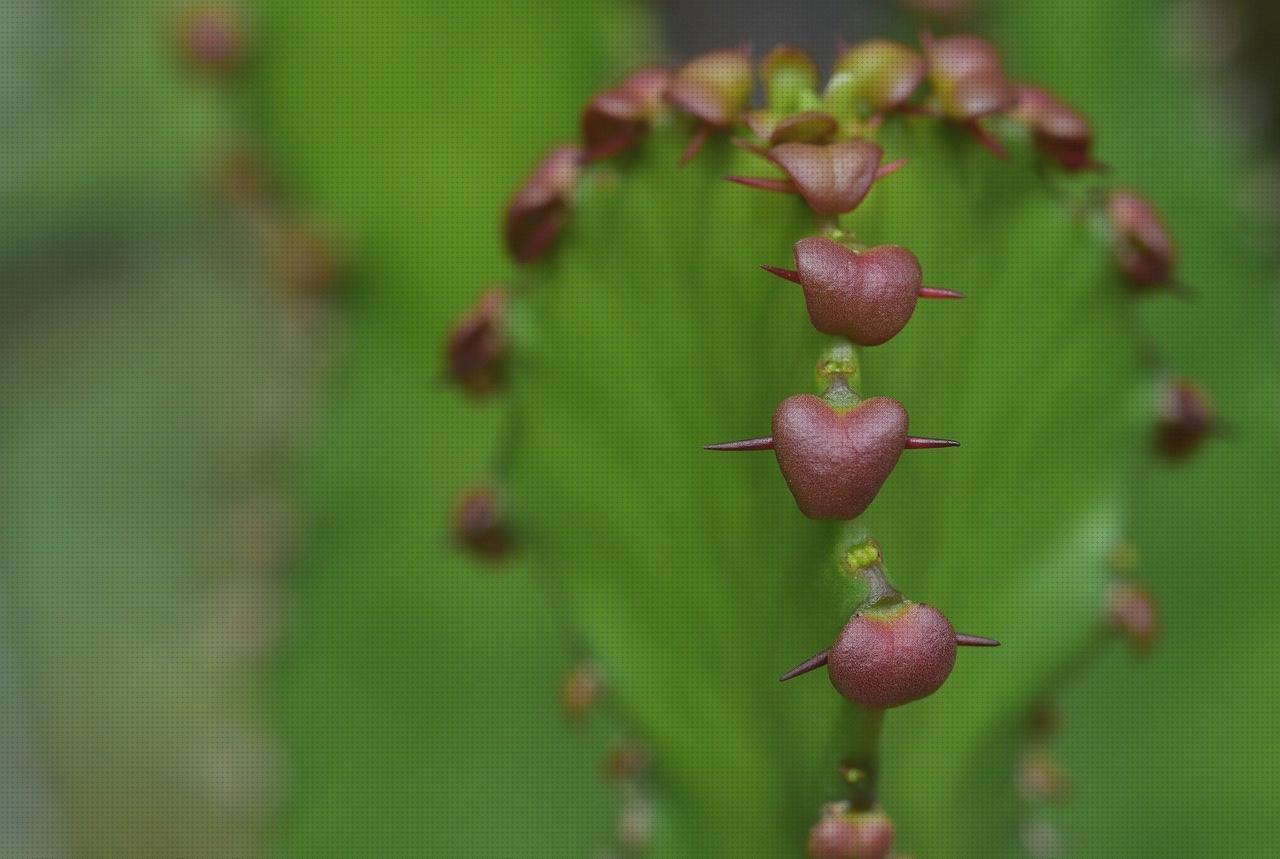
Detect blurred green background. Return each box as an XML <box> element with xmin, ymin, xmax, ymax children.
<box><xmin>2</xmin><ymin>0</ymin><xmax>1278</xmax><ymax>856</ymax></box>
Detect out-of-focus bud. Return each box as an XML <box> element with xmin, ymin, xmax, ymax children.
<box><xmin>452</xmin><ymin>485</ymin><xmax>512</xmax><ymax>561</ymax></box>
<box><xmin>807</xmin><ymin>802</ymin><xmax>895</xmax><ymax>859</ymax></box>
<box><xmin>1107</xmin><ymin>189</ymin><xmax>1178</xmax><ymax>292</ymax></box>
<box><xmin>1155</xmin><ymin>377</ymin><xmax>1217</xmax><ymax>461</ymax></box>
<box><xmin>561</xmin><ymin>661</ymin><xmax>604</xmax><ymax>724</ymax></box>
<box><xmin>504</xmin><ymin>145</ymin><xmax>582</xmax><ymax>263</ymax></box>
<box><xmin>1105</xmin><ymin>579</ymin><xmax>1159</xmax><ymax>654</ymax></box>
<box><xmin>177</xmin><ymin>3</ymin><xmax>247</xmax><ymax>76</ymax></box>
<box><xmin>444</xmin><ymin>288</ymin><xmax>507</xmax><ymax>396</ymax></box>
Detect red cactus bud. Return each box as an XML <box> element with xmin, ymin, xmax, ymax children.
<box><xmin>1105</xmin><ymin>579</ymin><xmax>1159</xmax><ymax>654</ymax></box>
<box><xmin>728</xmin><ymin>142</ymin><xmax>890</xmax><ymax>216</ymax></box>
<box><xmin>668</xmin><ymin>48</ymin><xmax>754</xmax><ymax>164</ymax></box>
<box><xmin>445</xmin><ymin>288</ymin><xmax>507</xmax><ymax>396</ymax></box>
<box><xmin>1017</xmin><ymin>749</ymin><xmax>1071</xmax><ymax>802</ymax></box>
<box><xmin>560</xmin><ymin>661</ymin><xmax>603</xmax><ymax>723</ymax></box>
<box><xmin>452</xmin><ymin>485</ymin><xmax>512</xmax><ymax>561</ymax></box>
<box><xmin>807</xmin><ymin>803</ymin><xmax>896</xmax><ymax>859</ymax></box>
<box><xmin>667</xmin><ymin>48</ymin><xmax>753</xmax><ymax>128</ymax></box>
<box><xmin>581</xmin><ymin>67</ymin><xmax>671</xmax><ymax>161</ymax></box>
<box><xmin>790</xmin><ymin>237</ymin><xmax>926</xmax><ymax>345</ymax></box>
<box><xmin>828</xmin><ymin>39</ymin><xmax>928</xmax><ymax>114</ymax></box>
<box><xmin>1107</xmin><ymin>189</ymin><xmax>1178</xmax><ymax>291</ymax></box>
<box><xmin>270</xmin><ymin>223</ymin><xmax>341</xmax><ymax>299</ymax></box>
<box><xmin>177</xmin><ymin>3</ymin><xmax>247</xmax><ymax>75</ymax></box>
<box><xmin>504</xmin><ymin>144</ymin><xmax>582</xmax><ymax>264</ymax></box>
<box><xmin>771</xmin><ymin>395</ymin><xmax>908</xmax><ymax>519</ymax></box>
<box><xmin>1013</xmin><ymin>85</ymin><xmax>1095</xmax><ymax>171</ymax></box>
<box><xmin>923</xmin><ymin>34</ymin><xmax>1016</xmax><ymax>121</ymax></box>
<box><xmin>827</xmin><ymin>602</ymin><xmax>957</xmax><ymax>709</ymax></box>
<box><xmin>1155</xmin><ymin>377</ymin><xmax>1217</xmax><ymax>460</ymax></box>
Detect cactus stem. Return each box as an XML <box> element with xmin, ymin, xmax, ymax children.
<box><xmin>917</xmin><ymin>286</ymin><xmax>966</xmax><ymax>299</ymax></box>
<box><xmin>724</xmin><ymin>174</ymin><xmax>797</xmax><ymax>194</ymax></box>
<box><xmin>876</xmin><ymin>157</ymin><xmax>909</xmax><ymax>179</ymax></box>
<box><xmin>779</xmin><ymin>648</ymin><xmax>831</xmax><ymax>681</ymax></box>
<box><xmin>679</xmin><ymin>122</ymin><xmax>713</xmax><ymax>166</ymax></box>
<box><xmin>760</xmin><ymin>264</ymin><xmax>802</xmax><ymax>283</ymax></box>
<box><xmin>706</xmin><ymin>436</ymin><xmax>959</xmax><ymax>451</ymax></box>
<box><xmin>955</xmin><ymin>633</ymin><xmax>1001</xmax><ymax>647</ymax></box>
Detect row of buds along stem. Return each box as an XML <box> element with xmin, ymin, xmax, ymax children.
<box><xmin>440</xmin><ymin>31</ymin><xmax>1223</xmax><ymax>858</ymax></box>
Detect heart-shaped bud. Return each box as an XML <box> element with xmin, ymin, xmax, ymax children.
<box><xmin>1108</xmin><ymin>189</ymin><xmax>1177</xmax><ymax>291</ymax></box>
<box><xmin>504</xmin><ymin>144</ymin><xmax>582</xmax><ymax>264</ymax></box>
<box><xmin>791</xmin><ymin>237</ymin><xmax>925</xmax><ymax>345</ymax></box>
<box><xmin>826</xmin><ymin>39</ymin><xmax>928</xmax><ymax>115</ymax></box>
<box><xmin>1105</xmin><ymin>579</ymin><xmax>1159</xmax><ymax>654</ymax></box>
<box><xmin>1013</xmin><ymin>85</ymin><xmax>1094</xmax><ymax>171</ymax></box>
<box><xmin>581</xmin><ymin>67</ymin><xmax>671</xmax><ymax>161</ymax></box>
<box><xmin>828</xmin><ymin>601</ymin><xmax>957</xmax><ymax>709</ymax></box>
<box><xmin>667</xmin><ymin>48</ymin><xmax>754</xmax><ymax>128</ymax></box>
<box><xmin>772</xmin><ymin>395</ymin><xmax>907</xmax><ymax>519</ymax></box>
<box><xmin>807</xmin><ymin>803</ymin><xmax>895</xmax><ymax>859</ymax></box>
<box><xmin>771</xmin><ymin>141</ymin><xmax>887</xmax><ymax>215</ymax></box>
<box><xmin>177</xmin><ymin>3</ymin><xmax>247</xmax><ymax>76</ymax></box>
<box><xmin>445</xmin><ymin>288</ymin><xmax>506</xmax><ymax>395</ymax></box>
<box><xmin>924</xmin><ymin>34</ymin><xmax>1016</xmax><ymax>120</ymax></box>
<box><xmin>1155</xmin><ymin>377</ymin><xmax>1216</xmax><ymax>460</ymax></box>
<box><xmin>452</xmin><ymin>485</ymin><xmax>512</xmax><ymax>561</ymax></box>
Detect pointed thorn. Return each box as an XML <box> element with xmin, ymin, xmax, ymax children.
<box><xmin>761</xmin><ymin>264</ymin><xmax>802</xmax><ymax>284</ymax></box>
<box><xmin>724</xmin><ymin>175</ymin><xmax>799</xmax><ymax>194</ymax></box>
<box><xmin>905</xmin><ymin>436</ymin><xmax>960</xmax><ymax>449</ymax></box>
<box><xmin>876</xmin><ymin>157</ymin><xmax>909</xmax><ymax>179</ymax></box>
<box><xmin>966</xmin><ymin>120</ymin><xmax>1010</xmax><ymax>161</ymax></box>
<box><xmin>918</xmin><ymin>286</ymin><xmax>966</xmax><ymax>300</ymax></box>
<box><xmin>956</xmin><ymin>633</ymin><xmax>1001</xmax><ymax>647</ymax></box>
<box><xmin>705</xmin><ymin>436</ymin><xmax>775</xmax><ymax>451</ymax></box>
<box><xmin>679</xmin><ymin>122</ymin><xmax>712</xmax><ymax>166</ymax></box>
<box><xmin>780</xmin><ymin>648</ymin><xmax>830</xmax><ymax>681</ymax></box>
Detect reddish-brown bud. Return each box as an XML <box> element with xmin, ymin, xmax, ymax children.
<box><xmin>1107</xmin><ymin>189</ymin><xmax>1177</xmax><ymax>291</ymax></box>
<box><xmin>828</xmin><ymin>602</ymin><xmax>957</xmax><ymax>709</ymax></box>
<box><xmin>270</xmin><ymin>223</ymin><xmax>341</xmax><ymax>299</ymax></box>
<box><xmin>445</xmin><ymin>288</ymin><xmax>507</xmax><ymax>396</ymax></box>
<box><xmin>807</xmin><ymin>803</ymin><xmax>896</xmax><ymax>859</ymax></box>
<box><xmin>1017</xmin><ymin>750</ymin><xmax>1072</xmax><ymax>802</ymax></box>
<box><xmin>561</xmin><ymin>661</ymin><xmax>603</xmax><ymax>723</ymax></box>
<box><xmin>667</xmin><ymin>48</ymin><xmax>754</xmax><ymax>128</ymax></box>
<box><xmin>744</xmin><ymin>111</ymin><xmax>841</xmax><ymax>146</ymax></box>
<box><xmin>789</xmin><ymin>237</ymin><xmax>926</xmax><ymax>345</ymax></box>
<box><xmin>176</xmin><ymin>3</ymin><xmax>247</xmax><ymax>75</ymax></box>
<box><xmin>581</xmin><ymin>67</ymin><xmax>671</xmax><ymax>160</ymax></box>
<box><xmin>924</xmin><ymin>34</ymin><xmax>1016</xmax><ymax>121</ymax></box>
<box><xmin>730</xmin><ymin>142</ymin><xmax>892</xmax><ymax>215</ymax></box>
<box><xmin>1155</xmin><ymin>377</ymin><xmax>1217</xmax><ymax>460</ymax></box>
<box><xmin>827</xmin><ymin>39</ymin><xmax>928</xmax><ymax>115</ymax></box>
<box><xmin>452</xmin><ymin>485</ymin><xmax>512</xmax><ymax>561</ymax></box>
<box><xmin>602</xmin><ymin>743</ymin><xmax>650</xmax><ymax>782</ymax></box>
<box><xmin>1105</xmin><ymin>579</ymin><xmax>1159</xmax><ymax>654</ymax></box>
<box><xmin>772</xmin><ymin>395</ymin><xmax>908</xmax><ymax>519</ymax></box>
<box><xmin>1013</xmin><ymin>85</ymin><xmax>1094</xmax><ymax>171</ymax></box>
<box><xmin>504</xmin><ymin>145</ymin><xmax>582</xmax><ymax>264</ymax></box>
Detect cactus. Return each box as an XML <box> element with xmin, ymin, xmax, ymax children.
<box><xmin>237</xmin><ymin>0</ymin><xmax>1280</xmax><ymax>856</ymax></box>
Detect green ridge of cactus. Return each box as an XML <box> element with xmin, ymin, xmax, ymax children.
<box><xmin>249</xmin><ymin>0</ymin><xmax>656</xmax><ymax>854</ymax></box>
